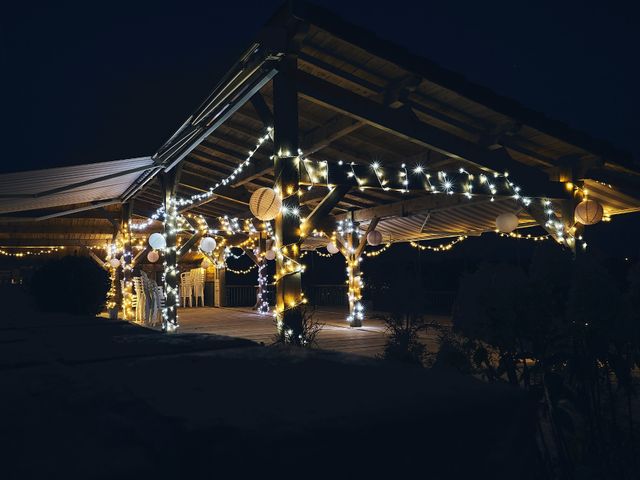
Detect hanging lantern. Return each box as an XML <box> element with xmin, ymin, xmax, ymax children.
<box><xmin>201</xmin><ymin>257</ymin><xmax>212</xmax><ymax>269</ymax></box>
<box><xmin>326</xmin><ymin>242</ymin><xmax>340</xmax><ymax>255</ymax></box>
<box><xmin>199</xmin><ymin>236</ymin><xmax>217</xmax><ymax>254</ymax></box>
<box><xmin>108</xmin><ymin>257</ymin><xmax>121</xmax><ymax>268</ymax></box>
<box><xmin>574</xmin><ymin>199</ymin><xmax>603</xmax><ymax>225</ymax></box>
<box><xmin>496</xmin><ymin>212</ymin><xmax>519</xmax><ymax>233</ymax></box>
<box><xmin>148</xmin><ymin>232</ymin><xmax>166</xmax><ymax>250</ymax></box>
<box><xmin>265</xmin><ymin>249</ymin><xmax>276</xmax><ymax>261</ymax></box>
<box><xmin>147</xmin><ymin>250</ymin><xmax>159</xmax><ymax>263</ymax></box>
<box><xmin>367</xmin><ymin>230</ymin><xmax>383</xmax><ymax>246</ymax></box>
<box><xmin>249</xmin><ymin>187</ymin><xmax>282</xmax><ymax>221</ymax></box>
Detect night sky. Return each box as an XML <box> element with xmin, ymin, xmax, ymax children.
<box><xmin>2</xmin><ymin>0</ymin><xmax>639</xmax><ymax>257</ymax></box>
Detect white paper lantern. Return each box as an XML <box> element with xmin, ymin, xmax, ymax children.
<box><xmin>199</xmin><ymin>236</ymin><xmax>217</xmax><ymax>254</ymax></box>
<box><xmin>249</xmin><ymin>187</ymin><xmax>282</xmax><ymax>221</ymax></box>
<box><xmin>148</xmin><ymin>233</ymin><xmax>166</xmax><ymax>250</ymax></box>
<box><xmin>147</xmin><ymin>250</ymin><xmax>159</xmax><ymax>263</ymax></box>
<box><xmin>496</xmin><ymin>212</ymin><xmax>519</xmax><ymax>233</ymax></box>
<box><xmin>265</xmin><ymin>249</ymin><xmax>276</xmax><ymax>261</ymax></box>
<box><xmin>574</xmin><ymin>199</ymin><xmax>603</xmax><ymax>225</ymax></box>
<box><xmin>326</xmin><ymin>242</ymin><xmax>340</xmax><ymax>255</ymax></box>
<box><xmin>109</xmin><ymin>257</ymin><xmax>121</xmax><ymax>268</ymax></box>
<box><xmin>367</xmin><ymin>230</ymin><xmax>383</xmax><ymax>246</ymax></box>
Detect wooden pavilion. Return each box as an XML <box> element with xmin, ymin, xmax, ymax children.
<box><xmin>1</xmin><ymin>1</ymin><xmax>639</xmax><ymax>340</ymax></box>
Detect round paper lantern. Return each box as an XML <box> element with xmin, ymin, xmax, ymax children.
<box><xmin>265</xmin><ymin>249</ymin><xmax>276</xmax><ymax>261</ymax></box>
<box><xmin>148</xmin><ymin>233</ymin><xmax>166</xmax><ymax>250</ymax></box>
<box><xmin>108</xmin><ymin>257</ymin><xmax>121</xmax><ymax>268</ymax></box>
<box><xmin>147</xmin><ymin>250</ymin><xmax>159</xmax><ymax>263</ymax></box>
<box><xmin>199</xmin><ymin>236</ymin><xmax>217</xmax><ymax>254</ymax></box>
<box><xmin>367</xmin><ymin>230</ymin><xmax>383</xmax><ymax>246</ymax></box>
<box><xmin>496</xmin><ymin>212</ymin><xmax>519</xmax><ymax>233</ymax></box>
<box><xmin>249</xmin><ymin>187</ymin><xmax>282</xmax><ymax>221</ymax></box>
<box><xmin>326</xmin><ymin>242</ymin><xmax>340</xmax><ymax>255</ymax></box>
<box><xmin>574</xmin><ymin>199</ymin><xmax>603</xmax><ymax>225</ymax></box>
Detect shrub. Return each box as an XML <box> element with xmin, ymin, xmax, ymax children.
<box><xmin>30</xmin><ymin>255</ymin><xmax>110</xmax><ymax>316</ymax></box>
<box><xmin>273</xmin><ymin>305</ymin><xmax>324</xmax><ymax>347</ymax></box>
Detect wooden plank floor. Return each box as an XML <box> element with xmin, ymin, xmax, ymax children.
<box><xmin>178</xmin><ymin>306</ymin><xmax>450</xmax><ymax>358</ymax></box>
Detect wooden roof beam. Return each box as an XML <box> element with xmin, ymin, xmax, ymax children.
<box><xmin>297</xmin><ymin>71</ymin><xmax>566</xmax><ymax>199</ymax></box>
<box><xmin>334</xmin><ymin>193</ymin><xmax>501</xmax><ymax>224</ymax></box>
<box><xmin>302</xmin><ymin>185</ymin><xmax>351</xmax><ymax>234</ymax></box>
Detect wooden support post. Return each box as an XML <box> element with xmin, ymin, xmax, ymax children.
<box><xmin>162</xmin><ymin>169</ymin><xmax>181</xmax><ymax>331</ymax></box>
<box><xmin>561</xmin><ymin>182</ymin><xmax>585</xmax><ymax>258</ymax></box>
<box><xmin>250</xmin><ymin>231</ymin><xmax>269</xmax><ymax>313</ymax></box>
<box><xmin>215</xmin><ymin>248</ymin><xmax>227</xmax><ymax>307</ymax></box>
<box><xmin>178</xmin><ymin>216</ymin><xmax>203</xmax><ymax>257</ymax></box>
<box><xmin>85</xmin><ymin>247</ymin><xmax>108</xmax><ymax>270</ymax></box>
<box><xmin>273</xmin><ymin>53</ymin><xmax>304</xmax><ymax>343</ymax></box>
<box><xmin>120</xmin><ymin>202</ymin><xmax>135</xmax><ymax>320</ymax></box>
<box><xmin>334</xmin><ymin>216</ymin><xmax>379</xmax><ymax>326</ymax></box>
<box><xmin>345</xmin><ymin>218</ymin><xmax>363</xmax><ymax>327</ymax></box>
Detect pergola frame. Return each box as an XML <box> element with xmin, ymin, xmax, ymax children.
<box><xmin>1</xmin><ymin>1</ymin><xmax>639</xmax><ymax>333</ymax></box>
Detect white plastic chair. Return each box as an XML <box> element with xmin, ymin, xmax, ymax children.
<box><xmin>132</xmin><ymin>277</ymin><xmax>144</xmax><ymax>323</ymax></box>
<box><xmin>180</xmin><ymin>272</ymin><xmax>193</xmax><ymax>307</ymax></box>
<box><xmin>191</xmin><ymin>268</ymin><xmax>205</xmax><ymax>307</ymax></box>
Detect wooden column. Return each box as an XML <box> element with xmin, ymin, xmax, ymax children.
<box><xmin>273</xmin><ymin>54</ymin><xmax>304</xmax><ymax>343</ymax></box>
<box><xmin>162</xmin><ymin>169</ymin><xmax>181</xmax><ymax>331</ymax></box>
<box><xmin>120</xmin><ymin>202</ymin><xmax>134</xmax><ymax>320</ymax></box>
<box><xmin>561</xmin><ymin>182</ymin><xmax>586</xmax><ymax>258</ymax></box>
<box><xmin>214</xmin><ymin>248</ymin><xmax>227</xmax><ymax>307</ymax></box>
<box><xmin>345</xmin><ymin>211</ymin><xmax>364</xmax><ymax>327</ymax></box>
<box><xmin>252</xmin><ymin>231</ymin><xmax>269</xmax><ymax>314</ymax></box>
<box><xmin>338</xmin><ymin>215</ymin><xmax>378</xmax><ymax>327</ymax></box>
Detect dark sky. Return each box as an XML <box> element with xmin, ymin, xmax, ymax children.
<box><xmin>1</xmin><ymin>0</ymin><xmax>639</xmax><ymax>256</ymax></box>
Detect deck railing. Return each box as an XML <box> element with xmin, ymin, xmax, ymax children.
<box><xmin>224</xmin><ymin>284</ymin><xmax>455</xmax><ymax>313</ymax></box>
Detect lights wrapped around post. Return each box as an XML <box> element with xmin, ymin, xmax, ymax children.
<box><xmin>161</xmin><ymin>195</ymin><xmax>179</xmax><ymax>332</ymax></box>
<box><xmin>256</xmin><ymin>252</ymin><xmax>270</xmax><ymax>315</ymax></box>
<box><xmin>346</xmin><ymin>254</ymin><xmax>364</xmax><ymax>326</ymax></box>
<box><xmin>105</xmin><ymin>264</ymin><xmax>118</xmax><ymax>318</ymax></box>
<box><xmin>272</xmin><ymin>53</ymin><xmax>306</xmax><ymax>344</ymax></box>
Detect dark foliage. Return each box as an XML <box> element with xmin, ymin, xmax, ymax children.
<box><xmin>30</xmin><ymin>256</ymin><xmax>109</xmax><ymax>316</ymax></box>
<box><xmin>376</xmin><ymin>262</ymin><xmax>435</xmax><ymax>366</ymax></box>
<box><xmin>272</xmin><ymin>304</ymin><xmax>324</xmax><ymax>347</ymax></box>
<box><xmin>444</xmin><ymin>243</ymin><xmax>640</xmax><ymax>479</ymax></box>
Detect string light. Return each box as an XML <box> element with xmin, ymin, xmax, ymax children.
<box><xmin>133</xmin><ymin>128</ymin><xmax>272</xmax><ymax>230</ymax></box>
<box><xmin>410</xmin><ymin>235</ymin><xmax>468</xmax><ymax>252</ymax></box>
<box><xmin>498</xmin><ymin>231</ymin><xmax>550</xmax><ymax>242</ymax></box>
<box><xmin>161</xmin><ymin>197</ymin><xmax>179</xmax><ymax>332</ymax></box>
<box><xmin>364</xmin><ymin>242</ymin><xmax>392</xmax><ymax>257</ymax></box>
<box><xmin>272</xmin><ymin>172</ymin><xmax>308</xmax><ymax>339</ymax></box>
<box><xmin>225</xmin><ymin>263</ymin><xmax>258</xmax><ymax>275</ymax></box>
<box><xmin>105</xmin><ymin>265</ymin><xmax>118</xmax><ymax>312</ymax></box>
<box><xmin>0</xmin><ymin>247</ymin><xmax>65</xmax><ymax>257</ymax></box>
<box><xmin>256</xmin><ymin>255</ymin><xmax>270</xmax><ymax>315</ymax></box>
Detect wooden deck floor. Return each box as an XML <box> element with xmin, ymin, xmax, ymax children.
<box><xmin>177</xmin><ymin>306</ymin><xmax>449</xmax><ymax>358</ymax></box>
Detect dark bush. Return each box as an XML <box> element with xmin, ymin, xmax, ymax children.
<box><xmin>30</xmin><ymin>256</ymin><xmax>110</xmax><ymax>315</ymax></box>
